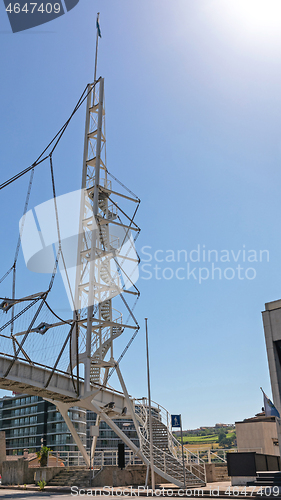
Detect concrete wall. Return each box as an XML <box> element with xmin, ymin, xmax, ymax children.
<box><xmin>262</xmin><ymin>300</ymin><xmax>281</xmax><ymax>413</ymax></box>
<box><xmin>2</xmin><ymin>461</ymin><xmax>71</xmax><ymax>485</ymax></box>
<box><xmin>205</xmin><ymin>464</ymin><xmax>230</xmax><ymax>483</ymax></box>
<box><xmin>34</xmin><ymin>466</ymin><xmax>68</xmax><ymax>484</ymax></box>
<box><xmin>2</xmin><ymin>458</ymin><xmax>33</xmax><ymax>485</ymax></box>
<box><xmin>236</xmin><ymin>420</ymin><xmax>279</xmax><ymax>456</ymax></box>
<box><xmin>92</xmin><ymin>466</ymin><xmax>169</xmax><ymax>487</ymax></box>
<box><xmin>205</xmin><ymin>464</ymin><xmax>215</xmax><ymax>483</ymax></box>
<box><xmin>231</xmin><ymin>476</ymin><xmax>256</xmax><ymax>486</ymax></box>
<box><xmin>0</xmin><ymin>431</ymin><xmax>6</xmax><ymax>474</ymax></box>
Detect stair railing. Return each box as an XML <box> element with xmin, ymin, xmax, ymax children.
<box><xmin>92</xmin><ymin>308</ymin><xmax>123</xmax><ymax>355</ymax></box>
<box><xmin>170</xmin><ymin>432</ymin><xmax>206</xmax><ymax>482</ymax></box>
<box><xmin>133</xmin><ymin>398</ymin><xmax>206</xmax><ymax>485</ymax></box>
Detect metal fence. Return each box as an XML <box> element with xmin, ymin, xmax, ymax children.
<box><xmin>49</xmin><ymin>449</ymin><xmax>143</xmax><ymax>468</ymax></box>
<box><xmin>49</xmin><ymin>447</ymin><xmax>239</xmax><ymax>468</ymax></box>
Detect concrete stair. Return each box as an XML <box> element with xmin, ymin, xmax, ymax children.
<box><xmin>249</xmin><ymin>471</ymin><xmax>281</xmax><ymax>487</ymax></box>
<box><xmin>47</xmin><ymin>468</ymin><xmax>92</xmax><ymax>487</ymax></box>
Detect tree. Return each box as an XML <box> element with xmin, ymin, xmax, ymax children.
<box><xmin>218</xmin><ymin>431</ymin><xmax>236</xmax><ymax>449</ymax></box>
<box><xmin>36</xmin><ymin>446</ymin><xmax>52</xmax><ymax>467</ymax></box>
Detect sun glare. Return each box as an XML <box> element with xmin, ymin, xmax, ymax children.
<box><xmin>230</xmin><ymin>0</ymin><xmax>281</xmax><ymax>29</ymax></box>
<box><xmin>210</xmin><ymin>0</ymin><xmax>281</xmax><ymax>50</ymax></box>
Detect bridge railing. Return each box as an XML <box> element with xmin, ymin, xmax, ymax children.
<box><xmin>47</xmin><ymin>449</ymin><xmax>143</xmax><ymax>468</ymax></box>
<box><xmin>46</xmin><ymin>447</ymin><xmax>239</xmax><ymax>469</ymax></box>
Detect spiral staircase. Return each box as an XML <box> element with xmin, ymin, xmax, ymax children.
<box><xmin>134</xmin><ymin>399</ymin><xmax>206</xmax><ymax>487</ymax></box>
<box><xmin>88</xmin><ymin>193</ymin><xmax>123</xmax><ymax>384</ymax></box>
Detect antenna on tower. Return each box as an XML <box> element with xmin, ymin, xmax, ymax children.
<box><xmin>94</xmin><ymin>12</ymin><xmax>101</xmax><ymax>84</ymax></box>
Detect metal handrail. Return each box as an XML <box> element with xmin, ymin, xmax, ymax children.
<box><xmin>47</xmin><ymin>449</ymin><xmax>142</xmax><ymax>468</ymax></box>
<box><xmin>139</xmin><ymin>422</ymin><xmax>205</xmax><ymax>483</ymax></box>
<box><xmin>134</xmin><ymin>398</ymin><xmax>206</xmax><ymax>464</ymax></box>
<box><xmin>134</xmin><ymin>399</ymin><xmax>206</xmax><ymax>484</ymax></box>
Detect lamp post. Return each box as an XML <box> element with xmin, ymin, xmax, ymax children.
<box><xmin>145</xmin><ymin>318</ymin><xmax>155</xmax><ymax>490</ymax></box>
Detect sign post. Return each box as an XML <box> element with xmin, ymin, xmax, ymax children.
<box><xmin>171</xmin><ymin>414</ymin><xmax>186</xmax><ymax>488</ymax></box>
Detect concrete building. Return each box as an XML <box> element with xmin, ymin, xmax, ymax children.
<box><xmin>86</xmin><ymin>410</ymin><xmax>139</xmax><ymax>451</ymax></box>
<box><xmin>235</xmin><ymin>414</ymin><xmax>279</xmax><ymax>456</ymax></box>
<box><xmin>262</xmin><ymin>299</ymin><xmax>281</xmax><ymax>414</ymax></box>
<box><xmin>0</xmin><ymin>394</ymin><xmax>87</xmax><ymax>455</ymax></box>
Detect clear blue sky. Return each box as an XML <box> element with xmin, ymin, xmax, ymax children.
<box><xmin>1</xmin><ymin>0</ymin><xmax>281</xmax><ymax>429</ymax></box>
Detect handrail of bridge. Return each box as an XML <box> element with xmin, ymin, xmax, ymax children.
<box><xmin>0</xmin><ymin>351</ymin><xmax>130</xmax><ymax>398</ymax></box>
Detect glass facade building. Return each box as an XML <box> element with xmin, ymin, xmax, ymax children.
<box><xmin>86</xmin><ymin>411</ymin><xmax>139</xmax><ymax>451</ymax></box>
<box><xmin>0</xmin><ymin>394</ymin><xmax>139</xmax><ymax>456</ymax></box>
<box><xmin>0</xmin><ymin>394</ymin><xmax>86</xmax><ymax>455</ymax></box>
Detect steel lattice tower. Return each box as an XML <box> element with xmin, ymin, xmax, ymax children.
<box><xmin>73</xmin><ymin>78</ymin><xmax>140</xmax><ymax>392</ymax></box>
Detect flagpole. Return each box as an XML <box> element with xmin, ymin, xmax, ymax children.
<box><xmin>94</xmin><ymin>12</ymin><xmax>100</xmax><ymax>85</ymax></box>
<box><xmin>180</xmin><ymin>415</ymin><xmax>186</xmax><ymax>488</ymax></box>
<box><xmin>261</xmin><ymin>387</ymin><xmax>281</xmax><ymax>460</ymax></box>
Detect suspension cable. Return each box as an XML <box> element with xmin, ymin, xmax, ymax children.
<box><xmin>0</xmin><ymin>80</ymin><xmax>100</xmax><ymax>192</ymax></box>
<box><xmin>107</xmin><ymin>170</ymin><xmax>140</xmax><ymax>202</ymax></box>
<box><xmin>14</xmin><ymin>168</ymin><xmax>35</xmax><ymax>265</ymax></box>
<box><xmin>0</xmin><ymin>266</ymin><xmax>14</xmax><ymax>284</ymax></box>
<box><xmin>107</xmin><ymin>326</ymin><xmax>140</xmax><ymax>382</ymax></box>
<box><xmin>11</xmin><ymin>168</ymin><xmax>35</xmax><ymax>339</ymax></box>
<box><xmin>49</xmin><ymin>154</ymin><xmax>76</xmax><ymax>308</ymax></box>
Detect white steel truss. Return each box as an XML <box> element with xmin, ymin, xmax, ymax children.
<box><xmin>71</xmin><ymin>78</ymin><xmax>140</xmax><ymax>392</ymax></box>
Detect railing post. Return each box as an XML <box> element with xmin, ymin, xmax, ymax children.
<box><xmin>164</xmin><ymin>451</ymin><xmax>166</xmax><ymax>473</ymax></box>
<box><xmin>208</xmin><ymin>449</ymin><xmax>211</xmax><ymax>464</ymax></box>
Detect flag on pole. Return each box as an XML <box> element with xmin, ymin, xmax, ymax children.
<box><xmin>261</xmin><ymin>387</ymin><xmax>280</xmax><ymax>418</ymax></box>
<box><xmin>97</xmin><ymin>15</ymin><xmax>102</xmax><ymax>38</ymax></box>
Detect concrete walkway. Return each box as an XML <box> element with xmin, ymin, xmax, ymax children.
<box><xmin>1</xmin><ymin>481</ymin><xmax>281</xmax><ymax>497</ymax></box>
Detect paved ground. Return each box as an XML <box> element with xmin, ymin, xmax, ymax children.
<box><xmin>0</xmin><ymin>481</ymin><xmax>281</xmax><ymax>498</ymax></box>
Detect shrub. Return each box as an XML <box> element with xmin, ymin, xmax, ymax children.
<box><xmin>37</xmin><ymin>479</ymin><xmax>46</xmax><ymax>491</ymax></box>
<box><xmin>36</xmin><ymin>446</ymin><xmax>52</xmax><ymax>467</ymax></box>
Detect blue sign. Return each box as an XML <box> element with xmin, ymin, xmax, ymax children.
<box><xmin>171</xmin><ymin>414</ymin><xmax>181</xmax><ymax>428</ymax></box>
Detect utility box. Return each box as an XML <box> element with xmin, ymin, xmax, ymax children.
<box><xmin>227</xmin><ymin>452</ymin><xmax>280</xmax><ymax>486</ymax></box>
<box><xmin>118</xmin><ymin>443</ymin><xmax>125</xmax><ymax>470</ymax></box>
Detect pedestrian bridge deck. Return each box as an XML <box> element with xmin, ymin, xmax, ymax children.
<box><xmin>0</xmin><ymin>354</ymin><xmax>126</xmax><ymax>411</ymax></box>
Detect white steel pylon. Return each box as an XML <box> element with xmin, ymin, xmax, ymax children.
<box><xmin>71</xmin><ymin>77</ymin><xmax>141</xmax><ymax>392</ymax></box>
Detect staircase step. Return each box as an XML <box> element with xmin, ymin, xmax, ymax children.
<box><xmin>47</xmin><ymin>468</ymin><xmax>91</xmax><ymax>487</ymax></box>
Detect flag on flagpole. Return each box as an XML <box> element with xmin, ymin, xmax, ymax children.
<box><xmin>97</xmin><ymin>15</ymin><xmax>102</xmax><ymax>38</ymax></box>
<box><xmin>261</xmin><ymin>387</ymin><xmax>280</xmax><ymax>418</ymax></box>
